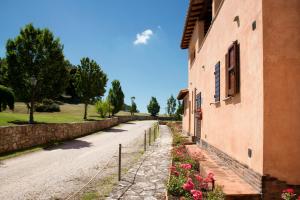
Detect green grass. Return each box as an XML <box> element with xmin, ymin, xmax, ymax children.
<box><xmin>0</xmin><ymin>102</ymin><xmax>150</xmax><ymax>126</ymax></box>
<box><xmin>0</xmin><ymin>146</ymin><xmax>43</xmax><ymax>161</ymax></box>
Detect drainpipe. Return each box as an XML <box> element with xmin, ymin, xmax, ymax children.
<box><xmin>194</xmin><ymin>88</ymin><xmax>197</xmax><ymax>139</ymax></box>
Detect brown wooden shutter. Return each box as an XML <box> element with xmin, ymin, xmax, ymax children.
<box><xmin>225</xmin><ymin>53</ymin><xmax>229</xmax><ymax>97</ymax></box>
<box><xmin>236</xmin><ymin>43</ymin><xmax>240</xmax><ymax>93</ymax></box>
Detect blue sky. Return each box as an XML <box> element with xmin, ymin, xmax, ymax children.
<box><xmin>0</xmin><ymin>0</ymin><xmax>189</xmax><ymax>113</ymax></box>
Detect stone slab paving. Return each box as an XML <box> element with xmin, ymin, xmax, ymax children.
<box><xmin>107</xmin><ymin>125</ymin><xmax>172</xmax><ymax>200</ymax></box>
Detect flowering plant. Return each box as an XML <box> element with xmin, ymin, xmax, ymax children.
<box><xmin>281</xmin><ymin>188</ymin><xmax>298</xmax><ymax>200</ymax></box>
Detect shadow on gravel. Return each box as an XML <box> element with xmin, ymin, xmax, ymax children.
<box><xmin>104</xmin><ymin>128</ymin><xmax>127</xmax><ymax>133</ymax></box>
<box><xmin>123</xmin><ymin>122</ymin><xmax>136</xmax><ymax>125</ymax></box>
<box><xmin>45</xmin><ymin>139</ymin><xmax>92</xmax><ymax>150</ymax></box>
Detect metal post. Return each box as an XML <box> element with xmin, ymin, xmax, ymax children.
<box><xmin>149</xmin><ymin>128</ymin><xmax>151</xmax><ymax>146</ymax></box>
<box><xmin>118</xmin><ymin>144</ymin><xmax>122</xmax><ymax>181</ymax></box>
<box><xmin>144</xmin><ymin>131</ymin><xmax>146</xmax><ymax>152</ymax></box>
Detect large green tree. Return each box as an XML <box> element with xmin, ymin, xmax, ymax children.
<box><xmin>107</xmin><ymin>80</ymin><xmax>124</xmax><ymax>115</ymax></box>
<box><xmin>147</xmin><ymin>97</ymin><xmax>160</xmax><ymax>117</ymax></box>
<box><xmin>0</xmin><ymin>85</ymin><xmax>15</xmax><ymax>112</ymax></box>
<box><xmin>75</xmin><ymin>57</ymin><xmax>108</xmax><ymax>120</ymax></box>
<box><xmin>6</xmin><ymin>24</ymin><xmax>69</xmax><ymax>123</ymax></box>
<box><xmin>0</xmin><ymin>58</ymin><xmax>8</xmax><ymax>86</ymax></box>
<box><xmin>167</xmin><ymin>94</ymin><xmax>177</xmax><ymax>116</ymax></box>
<box><xmin>175</xmin><ymin>100</ymin><xmax>183</xmax><ymax>120</ymax></box>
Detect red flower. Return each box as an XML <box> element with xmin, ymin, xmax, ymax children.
<box><xmin>297</xmin><ymin>196</ymin><xmax>300</xmax><ymax>200</ymax></box>
<box><xmin>180</xmin><ymin>163</ymin><xmax>192</xmax><ymax>170</ymax></box>
<box><xmin>191</xmin><ymin>190</ymin><xmax>203</xmax><ymax>200</ymax></box>
<box><xmin>182</xmin><ymin>178</ymin><xmax>194</xmax><ymax>191</ymax></box>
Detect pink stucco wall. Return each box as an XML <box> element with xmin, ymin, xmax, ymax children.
<box><xmin>262</xmin><ymin>0</ymin><xmax>300</xmax><ymax>184</ymax></box>
<box><xmin>185</xmin><ymin>0</ymin><xmax>264</xmax><ymax>174</ymax></box>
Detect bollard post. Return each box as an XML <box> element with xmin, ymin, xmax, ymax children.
<box><xmin>149</xmin><ymin>128</ymin><xmax>151</xmax><ymax>145</ymax></box>
<box><xmin>118</xmin><ymin>144</ymin><xmax>122</xmax><ymax>181</ymax></box>
<box><xmin>144</xmin><ymin>131</ymin><xmax>146</xmax><ymax>152</ymax></box>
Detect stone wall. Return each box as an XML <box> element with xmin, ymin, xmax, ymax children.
<box><xmin>0</xmin><ymin>115</ymin><xmax>160</xmax><ymax>154</ymax></box>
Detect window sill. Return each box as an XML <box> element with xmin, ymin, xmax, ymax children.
<box><xmin>223</xmin><ymin>96</ymin><xmax>232</xmax><ymax>101</ymax></box>
<box><xmin>210</xmin><ymin>101</ymin><xmax>220</xmax><ymax>105</ymax></box>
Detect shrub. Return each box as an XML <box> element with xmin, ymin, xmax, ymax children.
<box><xmin>95</xmin><ymin>99</ymin><xmax>112</xmax><ymax>118</ymax></box>
<box><xmin>35</xmin><ymin>99</ymin><xmax>60</xmax><ymax>112</ymax></box>
<box><xmin>0</xmin><ymin>85</ymin><xmax>15</xmax><ymax>112</ymax></box>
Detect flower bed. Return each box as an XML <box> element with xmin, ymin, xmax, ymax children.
<box><xmin>167</xmin><ymin>126</ymin><xmax>225</xmax><ymax>200</ymax></box>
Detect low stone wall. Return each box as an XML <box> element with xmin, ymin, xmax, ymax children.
<box><xmin>0</xmin><ymin>115</ymin><xmax>161</xmax><ymax>154</ymax></box>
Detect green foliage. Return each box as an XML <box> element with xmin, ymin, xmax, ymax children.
<box><xmin>175</xmin><ymin>100</ymin><xmax>184</xmax><ymax>120</ymax></box>
<box><xmin>95</xmin><ymin>99</ymin><xmax>112</xmax><ymax>118</ymax></box>
<box><xmin>107</xmin><ymin>80</ymin><xmax>124</xmax><ymax>115</ymax></box>
<box><xmin>206</xmin><ymin>186</ymin><xmax>225</xmax><ymax>200</ymax></box>
<box><xmin>167</xmin><ymin>94</ymin><xmax>176</xmax><ymax>116</ymax></box>
<box><xmin>65</xmin><ymin>61</ymin><xmax>79</xmax><ymax>100</ymax></box>
<box><xmin>75</xmin><ymin>57</ymin><xmax>108</xmax><ymax>119</ymax></box>
<box><xmin>147</xmin><ymin>97</ymin><xmax>160</xmax><ymax>116</ymax></box>
<box><xmin>35</xmin><ymin>99</ymin><xmax>60</xmax><ymax>112</ymax></box>
<box><xmin>0</xmin><ymin>58</ymin><xmax>8</xmax><ymax>86</ymax></box>
<box><xmin>0</xmin><ymin>85</ymin><xmax>15</xmax><ymax>112</ymax></box>
<box><xmin>6</xmin><ymin>24</ymin><xmax>69</xmax><ymax>102</ymax></box>
<box><xmin>167</xmin><ymin>174</ymin><xmax>189</xmax><ymax>197</ymax></box>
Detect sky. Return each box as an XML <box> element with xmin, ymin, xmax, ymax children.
<box><xmin>0</xmin><ymin>0</ymin><xmax>189</xmax><ymax>113</ymax></box>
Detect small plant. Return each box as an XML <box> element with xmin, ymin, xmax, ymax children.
<box><xmin>35</xmin><ymin>99</ymin><xmax>60</xmax><ymax>112</ymax></box>
<box><xmin>206</xmin><ymin>186</ymin><xmax>225</xmax><ymax>200</ymax></box>
<box><xmin>281</xmin><ymin>188</ymin><xmax>299</xmax><ymax>200</ymax></box>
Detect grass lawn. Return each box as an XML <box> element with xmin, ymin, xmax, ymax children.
<box><xmin>0</xmin><ymin>102</ymin><xmax>149</xmax><ymax>126</ymax></box>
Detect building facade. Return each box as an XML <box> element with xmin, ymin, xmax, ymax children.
<box><xmin>178</xmin><ymin>0</ymin><xmax>300</xmax><ymax>197</ymax></box>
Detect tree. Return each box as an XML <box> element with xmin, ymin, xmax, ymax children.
<box><xmin>75</xmin><ymin>57</ymin><xmax>108</xmax><ymax>120</ymax></box>
<box><xmin>0</xmin><ymin>58</ymin><xmax>8</xmax><ymax>86</ymax></box>
<box><xmin>107</xmin><ymin>80</ymin><xmax>124</xmax><ymax>115</ymax></box>
<box><xmin>175</xmin><ymin>100</ymin><xmax>184</xmax><ymax>120</ymax></box>
<box><xmin>167</xmin><ymin>94</ymin><xmax>177</xmax><ymax>116</ymax></box>
<box><xmin>0</xmin><ymin>85</ymin><xmax>15</xmax><ymax>112</ymax></box>
<box><xmin>65</xmin><ymin>61</ymin><xmax>79</xmax><ymax>101</ymax></box>
<box><xmin>6</xmin><ymin>24</ymin><xmax>69</xmax><ymax>123</ymax></box>
<box><xmin>147</xmin><ymin>97</ymin><xmax>160</xmax><ymax>116</ymax></box>
<box><xmin>130</xmin><ymin>96</ymin><xmax>137</xmax><ymax>116</ymax></box>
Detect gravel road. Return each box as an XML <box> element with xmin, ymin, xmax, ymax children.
<box><xmin>0</xmin><ymin>120</ymin><xmax>156</xmax><ymax>200</ymax></box>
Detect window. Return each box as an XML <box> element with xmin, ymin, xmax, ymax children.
<box><xmin>225</xmin><ymin>41</ymin><xmax>240</xmax><ymax>97</ymax></box>
<box><xmin>196</xmin><ymin>93</ymin><xmax>201</xmax><ymax>110</ymax></box>
<box><xmin>214</xmin><ymin>62</ymin><xmax>220</xmax><ymax>102</ymax></box>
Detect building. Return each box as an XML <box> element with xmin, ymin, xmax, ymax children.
<box><xmin>178</xmin><ymin>0</ymin><xmax>300</xmax><ymax>198</ymax></box>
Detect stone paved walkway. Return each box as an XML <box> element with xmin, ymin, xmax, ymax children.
<box><xmin>107</xmin><ymin>125</ymin><xmax>172</xmax><ymax>200</ymax></box>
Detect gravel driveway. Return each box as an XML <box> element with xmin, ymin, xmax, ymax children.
<box><xmin>0</xmin><ymin>120</ymin><xmax>156</xmax><ymax>200</ymax></box>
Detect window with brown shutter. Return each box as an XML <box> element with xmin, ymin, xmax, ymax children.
<box><xmin>225</xmin><ymin>41</ymin><xmax>240</xmax><ymax>97</ymax></box>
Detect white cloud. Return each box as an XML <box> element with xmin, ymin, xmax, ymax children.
<box><xmin>133</xmin><ymin>29</ymin><xmax>153</xmax><ymax>45</ymax></box>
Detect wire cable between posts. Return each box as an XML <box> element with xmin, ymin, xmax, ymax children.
<box><xmin>65</xmin><ymin>150</ymin><xmax>118</xmax><ymax>200</ymax></box>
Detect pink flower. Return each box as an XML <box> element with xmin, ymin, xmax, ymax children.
<box><xmin>191</xmin><ymin>190</ymin><xmax>203</xmax><ymax>200</ymax></box>
<box><xmin>194</xmin><ymin>174</ymin><xmax>203</xmax><ymax>182</ymax></box>
<box><xmin>171</xmin><ymin>170</ymin><xmax>179</xmax><ymax>177</ymax></box>
<box><xmin>180</xmin><ymin>163</ymin><xmax>192</xmax><ymax>170</ymax></box>
<box><xmin>284</xmin><ymin>188</ymin><xmax>295</xmax><ymax>194</ymax></box>
<box><xmin>170</xmin><ymin>165</ymin><xmax>176</xmax><ymax>172</ymax></box>
<box><xmin>182</xmin><ymin>178</ymin><xmax>194</xmax><ymax>191</ymax></box>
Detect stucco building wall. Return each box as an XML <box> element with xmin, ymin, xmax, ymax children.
<box><xmin>262</xmin><ymin>0</ymin><xmax>300</xmax><ymax>184</ymax></box>
<box><xmin>186</xmin><ymin>0</ymin><xmax>264</xmax><ymax>174</ymax></box>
